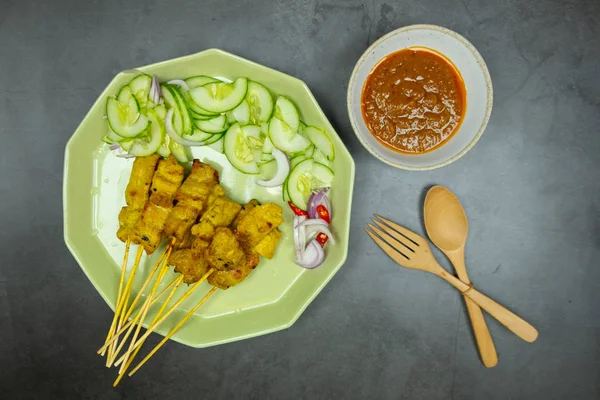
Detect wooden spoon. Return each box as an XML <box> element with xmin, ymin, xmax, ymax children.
<box><xmin>424</xmin><ymin>186</ymin><xmax>499</xmax><ymax>367</ymax></box>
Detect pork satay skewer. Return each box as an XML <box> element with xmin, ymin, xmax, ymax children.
<box><xmin>97</xmin><ymin>272</ymin><xmax>183</xmax><ymax>355</ymax></box>
<box><xmin>108</xmin><ymin>156</ymin><xmax>185</xmax><ymax>362</ymax></box>
<box><xmin>118</xmin><ymin>203</ymin><xmax>284</xmax><ymax>374</ymax></box>
<box><xmin>113</xmin><ymin>161</ymin><xmax>220</xmax><ymax>372</ymax></box>
<box><xmin>102</xmin><ymin>154</ymin><xmax>160</xmax><ymax>357</ymax></box>
<box><xmin>127</xmin><ymin>203</ymin><xmax>285</xmax><ymax>374</ymax></box>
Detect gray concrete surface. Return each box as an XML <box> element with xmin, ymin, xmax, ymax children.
<box><xmin>1</xmin><ymin>0</ymin><xmax>599</xmax><ymax>398</ymax></box>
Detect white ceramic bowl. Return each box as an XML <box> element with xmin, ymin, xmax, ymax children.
<box><xmin>347</xmin><ymin>24</ymin><xmax>493</xmax><ymax>170</ymax></box>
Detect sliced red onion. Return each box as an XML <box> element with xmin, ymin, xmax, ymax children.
<box><xmin>165</xmin><ymin>109</ymin><xmax>207</xmax><ymax>146</ymax></box>
<box><xmin>307</xmin><ymin>188</ymin><xmax>330</xmax><ymax>219</ymax></box>
<box><xmin>149</xmin><ymin>75</ymin><xmax>161</xmax><ymax>104</ymax></box>
<box><xmin>116</xmin><ymin>153</ymin><xmax>135</xmax><ymax>159</ymax></box>
<box><xmin>295</xmin><ymin>240</ymin><xmax>325</xmax><ymax>269</ymax></box>
<box><xmin>296</xmin><ymin>218</ymin><xmax>336</xmax><ymax>244</ymax></box>
<box><xmin>257</xmin><ymin>148</ymin><xmax>289</xmax><ymax>187</ymax></box>
<box><xmin>167</xmin><ymin>79</ymin><xmax>190</xmax><ymax>92</ymax></box>
<box><xmin>109</xmin><ymin>143</ymin><xmax>120</xmax><ymax>151</ymax></box>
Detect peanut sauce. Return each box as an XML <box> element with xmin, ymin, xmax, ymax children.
<box><xmin>361</xmin><ymin>47</ymin><xmax>466</xmax><ymax>154</ymax></box>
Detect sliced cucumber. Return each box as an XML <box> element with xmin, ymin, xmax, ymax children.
<box><xmin>169</xmin><ymin>141</ymin><xmax>192</xmax><ymax>163</ymax></box>
<box><xmin>154</xmin><ymin>104</ymin><xmax>167</xmax><ymax>121</ymax></box>
<box><xmin>274</xmin><ymin>96</ymin><xmax>300</xmax><ymax>132</ymax></box>
<box><xmin>106</xmin><ymin>128</ymin><xmax>124</xmax><ymax>142</ymax></box>
<box><xmin>258</xmin><ymin>159</ymin><xmax>278</xmax><ymax>181</ymax></box>
<box><xmin>189</xmin><ymin>110</ymin><xmax>213</xmax><ymax>120</ymax></box>
<box><xmin>304</xmin><ymin>144</ymin><xmax>316</xmax><ymax>159</ymax></box>
<box><xmin>120</xmin><ymin>140</ymin><xmax>133</xmax><ymax>151</ymax></box>
<box><xmin>223</xmin><ymin>123</ymin><xmax>260</xmax><ymax>174</ymax></box>
<box><xmin>291</xmin><ymin>154</ymin><xmax>309</xmax><ymax>169</ymax></box>
<box><xmin>106</xmin><ymin>96</ymin><xmax>149</xmax><ymax>138</ymax></box>
<box><xmin>207</xmin><ymin>135</ymin><xmax>224</xmax><ymax>153</ymax></box>
<box><xmin>117</xmin><ymin>86</ymin><xmax>139</xmax><ymax>114</ymax></box>
<box><xmin>161</xmin><ymin>85</ymin><xmax>184</xmax><ymax>134</ymax></box>
<box><xmin>170</xmin><ymin>86</ymin><xmax>193</xmax><ymax>135</ymax></box>
<box><xmin>305</xmin><ymin>126</ymin><xmax>335</xmax><ymax>160</ymax></box>
<box><xmin>282</xmin><ymin>177</ymin><xmax>290</xmax><ymax>202</ymax></box>
<box><xmin>102</xmin><ymin>135</ymin><xmax>115</xmax><ymax>145</ymax></box>
<box><xmin>194</xmin><ymin>115</ymin><xmax>228</xmax><ymax>133</ymax></box>
<box><xmin>157</xmin><ymin>134</ymin><xmax>171</xmax><ymax>158</ymax></box>
<box><xmin>227</xmin><ymin>99</ymin><xmax>250</xmax><ymax>125</ymax></box>
<box><xmin>262</xmin><ymin>136</ymin><xmax>274</xmax><ymax>154</ymax></box>
<box><xmin>204</xmin><ymin>132</ymin><xmax>224</xmax><ymax>145</ymax></box>
<box><xmin>242</xmin><ymin>125</ymin><xmax>263</xmax><ymax>149</ymax></box>
<box><xmin>313</xmin><ymin>149</ymin><xmax>332</xmax><ymax>168</ymax></box>
<box><xmin>128</xmin><ymin>74</ymin><xmax>152</xmax><ymax>110</ymax></box>
<box><xmin>127</xmin><ymin>109</ymin><xmax>164</xmax><ymax>157</ymax></box>
<box><xmin>182</xmin><ymin>128</ymin><xmax>215</xmax><ymax>143</ymax></box>
<box><xmin>247</xmin><ymin>81</ymin><xmax>274</xmax><ymax>124</ymax></box>
<box><xmin>185</xmin><ymin>75</ymin><xmax>220</xmax><ymax>89</ymax></box>
<box><xmin>189</xmin><ymin>77</ymin><xmax>248</xmax><ymax>113</ymax></box>
<box><xmin>287</xmin><ymin>159</ymin><xmax>334</xmax><ymax>209</ymax></box>
<box><xmin>268</xmin><ymin>117</ymin><xmax>311</xmax><ymax>153</ymax></box>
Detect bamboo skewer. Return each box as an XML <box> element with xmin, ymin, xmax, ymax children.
<box><xmin>128</xmin><ymin>286</ymin><xmax>218</xmax><ymax>378</ymax></box>
<box><xmin>100</xmin><ymin>240</ymin><xmax>131</xmax><ymax>356</ymax></box>
<box><xmin>113</xmin><ymin>274</ymin><xmax>185</xmax><ymax>387</ymax></box>
<box><xmin>113</xmin><ymin>268</ymin><xmax>216</xmax><ymax>367</ymax></box>
<box><xmin>108</xmin><ymin>242</ymin><xmax>172</xmax><ymax>367</ymax></box>
<box><xmin>97</xmin><ymin>275</ymin><xmax>182</xmax><ymax>355</ymax></box>
<box><xmin>106</xmin><ymin>246</ymin><xmax>144</xmax><ymax>364</ymax></box>
<box><xmin>111</xmin><ymin>241</ymin><xmax>175</xmax><ymax>369</ymax></box>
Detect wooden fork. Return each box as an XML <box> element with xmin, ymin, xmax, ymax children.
<box><xmin>366</xmin><ymin>215</ymin><xmax>538</xmax><ymax>343</ymax></box>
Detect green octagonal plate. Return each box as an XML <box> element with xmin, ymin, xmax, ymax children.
<box><xmin>63</xmin><ymin>49</ymin><xmax>355</xmax><ymax>348</ymax></box>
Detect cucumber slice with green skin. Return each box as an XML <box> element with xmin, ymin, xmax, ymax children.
<box><xmin>268</xmin><ymin>117</ymin><xmax>311</xmax><ymax>153</ymax></box>
<box><xmin>170</xmin><ymin>86</ymin><xmax>193</xmax><ymax>135</ymax></box>
<box><xmin>184</xmin><ymin>90</ymin><xmax>220</xmax><ymax>117</ymax></box>
<box><xmin>106</xmin><ymin>96</ymin><xmax>149</xmax><ymax>138</ymax></box>
<box><xmin>161</xmin><ymin>85</ymin><xmax>184</xmax><ymax>134</ymax></box>
<box><xmin>313</xmin><ymin>149</ymin><xmax>333</xmax><ymax>168</ymax></box>
<box><xmin>169</xmin><ymin>141</ymin><xmax>192</xmax><ymax>163</ymax></box>
<box><xmin>106</xmin><ymin>128</ymin><xmax>125</xmax><ymax>142</ymax></box>
<box><xmin>194</xmin><ymin>114</ymin><xmax>228</xmax><ymax>133</ymax></box>
<box><xmin>258</xmin><ymin>159</ymin><xmax>278</xmax><ymax>181</ymax></box>
<box><xmin>247</xmin><ymin>81</ymin><xmax>274</xmax><ymax>124</ymax></box>
<box><xmin>189</xmin><ymin>77</ymin><xmax>248</xmax><ymax>113</ymax></box>
<box><xmin>305</xmin><ymin>126</ymin><xmax>335</xmax><ymax>160</ymax></box>
<box><xmin>102</xmin><ymin>135</ymin><xmax>115</xmax><ymax>145</ymax></box>
<box><xmin>154</xmin><ymin>104</ymin><xmax>167</xmax><ymax>121</ymax></box>
<box><xmin>262</xmin><ymin>136</ymin><xmax>274</xmax><ymax>154</ymax></box>
<box><xmin>185</xmin><ymin>75</ymin><xmax>220</xmax><ymax>89</ymax></box>
<box><xmin>182</xmin><ymin>128</ymin><xmax>215</xmax><ymax>143</ymax></box>
<box><xmin>274</xmin><ymin>96</ymin><xmax>300</xmax><ymax>132</ymax></box>
<box><xmin>261</xmin><ymin>153</ymin><xmax>275</xmax><ymax>163</ymax></box>
<box><xmin>120</xmin><ymin>140</ymin><xmax>133</xmax><ymax>151</ymax></box>
<box><xmin>282</xmin><ymin>176</ymin><xmax>290</xmax><ymax>202</ymax></box>
<box><xmin>157</xmin><ymin>134</ymin><xmax>171</xmax><ymax>158</ymax></box>
<box><xmin>128</xmin><ymin>74</ymin><xmax>152</xmax><ymax>110</ymax></box>
<box><xmin>207</xmin><ymin>135</ymin><xmax>224</xmax><ymax>153</ymax></box>
<box><xmin>287</xmin><ymin>159</ymin><xmax>334</xmax><ymax>209</ymax></box>
<box><xmin>223</xmin><ymin>123</ymin><xmax>260</xmax><ymax>174</ymax></box>
<box><xmin>127</xmin><ymin>109</ymin><xmax>165</xmax><ymax>157</ymax></box>
<box><xmin>117</xmin><ymin>86</ymin><xmax>139</xmax><ymax>114</ymax></box>
<box><xmin>291</xmin><ymin>154</ymin><xmax>310</xmax><ymax>169</ymax></box>
<box><xmin>242</xmin><ymin>125</ymin><xmax>263</xmax><ymax>149</ymax></box>
<box><xmin>204</xmin><ymin>132</ymin><xmax>224</xmax><ymax>145</ymax></box>
<box><xmin>189</xmin><ymin>110</ymin><xmax>214</xmax><ymax>120</ymax></box>
<box><xmin>227</xmin><ymin>99</ymin><xmax>250</xmax><ymax>125</ymax></box>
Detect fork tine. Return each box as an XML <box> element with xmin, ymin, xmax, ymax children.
<box><xmin>373</xmin><ymin>214</ymin><xmax>422</xmax><ymax>245</ymax></box>
<box><xmin>370</xmin><ymin>218</ymin><xmax>416</xmax><ymax>253</ymax></box>
<box><xmin>365</xmin><ymin>224</ymin><xmax>410</xmax><ymax>264</ymax></box>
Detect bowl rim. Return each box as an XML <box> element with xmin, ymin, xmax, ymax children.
<box><xmin>347</xmin><ymin>24</ymin><xmax>494</xmax><ymax>171</ymax></box>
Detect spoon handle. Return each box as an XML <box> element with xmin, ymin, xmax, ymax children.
<box><xmin>439</xmin><ymin>273</ymin><xmax>539</xmax><ymax>343</ymax></box>
<box><xmin>446</xmin><ymin>251</ymin><xmax>498</xmax><ymax>368</ymax></box>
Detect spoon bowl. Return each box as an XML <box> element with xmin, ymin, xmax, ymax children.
<box><xmin>424</xmin><ymin>186</ymin><xmax>469</xmax><ymax>252</ymax></box>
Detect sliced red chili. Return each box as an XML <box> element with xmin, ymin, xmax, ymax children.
<box><xmin>288</xmin><ymin>201</ymin><xmax>309</xmax><ymax>217</ymax></box>
<box><xmin>316</xmin><ymin>204</ymin><xmax>331</xmax><ymax>223</ymax></box>
<box><xmin>316</xmin><ymin>232</ymin><xmax>329</xmax><ymax>247</ymax></box>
